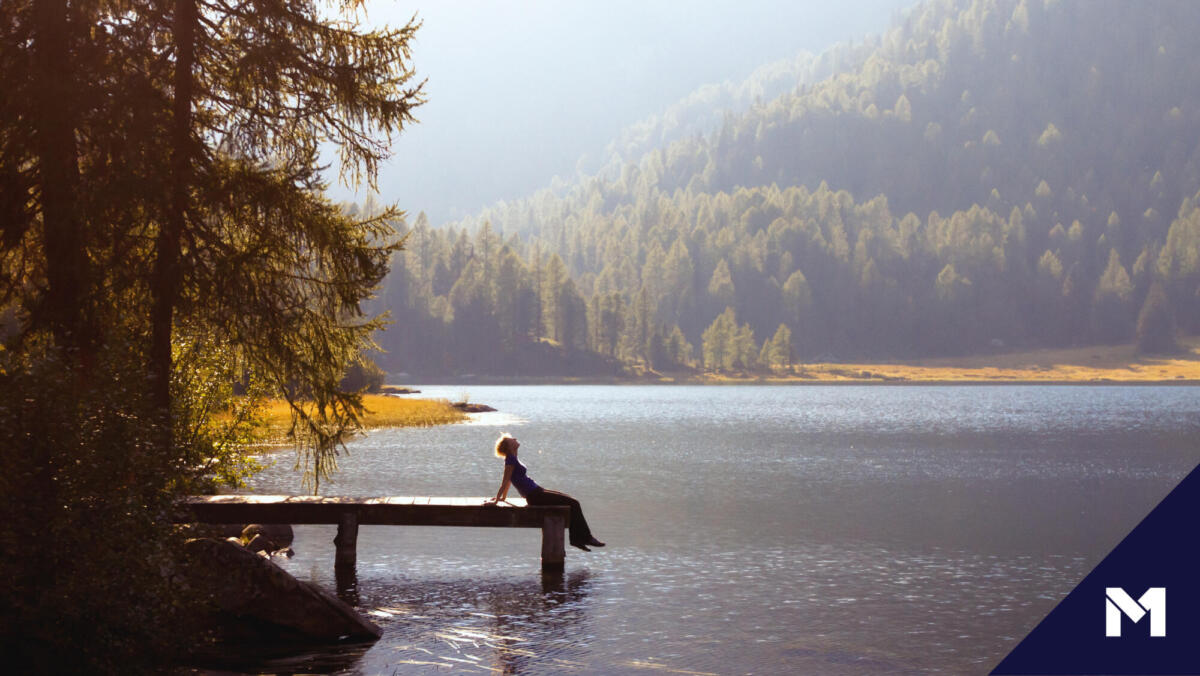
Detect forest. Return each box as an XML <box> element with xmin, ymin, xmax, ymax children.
<box><xmin>0</xmin><ymin>0</ymin><xmax>421</xmax><ymax>670</ymax></box>
<box><xmin>370</xmin><ymin>0</ymin><xmax>1200</xmax><ymax>377</ymax></box>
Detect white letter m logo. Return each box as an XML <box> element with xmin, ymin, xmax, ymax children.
<box><xmin>1106</xmin><ymin>587</ymin><xmax>1166</xmax><ymax>637</ymax></box>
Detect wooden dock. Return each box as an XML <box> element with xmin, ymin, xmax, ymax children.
<box><xmin>177</xmin><ymin>495</ymin><xmax>571</xmax><ymax>572</ymax></box>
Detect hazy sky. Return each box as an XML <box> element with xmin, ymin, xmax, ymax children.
<box><xmin>333</xmin><ymin>0</ymin><xmax>918</xmax><ymax>223</ymax></box>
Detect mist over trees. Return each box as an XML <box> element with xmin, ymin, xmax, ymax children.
<box><xmin>370</xmin><ymin>0</ymin><xmax>1199</xmax><ymax>377</ymax></box>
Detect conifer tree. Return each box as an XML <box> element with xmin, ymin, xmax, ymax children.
<box><xmin>1136</xmin><ymin>281</ymin><xmax>1177</xmax><ymax>354</ymax></box>
<box><xmin>1091</xmin><ymin>249</ymin><xmax>1134</xmax><ymax>342</ymax></box>
<box><xmin>0</xmin><ymin>0</ymin><xmax>424</xmax><ymax>669</ymax></box>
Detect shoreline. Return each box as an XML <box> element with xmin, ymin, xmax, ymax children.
<box><xmin>397</xmin><ymin>339</ymin><xmax>1200</xmax><ymax>387</ymax></box>
<box><xmin>256</xmin><ymin>394</ymin><xmax>467</xmax><ymax>442</ymax></box>
<box><xmin>403</xmin><ymin>376</ymin><xmax>1200</xmax><ymax>386</ymax></box>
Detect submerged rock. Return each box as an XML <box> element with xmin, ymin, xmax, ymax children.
<box><xmin>182</xmin><ymin>538</ymin><xmax>380</xmax><ymax>643</ymax></box>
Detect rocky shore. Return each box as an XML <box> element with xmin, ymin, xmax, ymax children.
<box><xmin>180</xmin><ymin>524</ymin><xmax>380</xmax><ymax>660</ymax></box>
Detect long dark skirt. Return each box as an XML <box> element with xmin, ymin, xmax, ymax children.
<box><xmin>525</xmin><ymin>488</ymin><xmax>594</xmax><ymax>545</ymax></box>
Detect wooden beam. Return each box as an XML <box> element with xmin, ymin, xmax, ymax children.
<box><xmin>333</xmin><ymin>511</ymin><xmax>358</xmax><ymax>571</ymax></box>
<box><xmin>541</xmin><ymin>512</ymin><xmax>566</xmax><ymax>572</ymax></box>
<box><xmin>175</xmin><ymin>496</ymin><xmax>572</xmax><ymax>572</ymax></box>
<box><xmin>177</xmin><ymin>495</ymin><xmax>565</xmax><ymax>529</ymax></box>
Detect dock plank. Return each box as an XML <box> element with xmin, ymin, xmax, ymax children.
<box><xmin>177</xmin><ymin>495</ymin><xmax>566</xmax><ymax>529</ymax></box>
<box><xmin>176</xmin><ymin>495</ymin><xmax>570</xmax><ymax>573</ymax></box>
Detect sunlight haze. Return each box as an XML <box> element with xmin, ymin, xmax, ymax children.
<box><xmin>337</xmin><ymin>0</ymin><xmax>918</xmax><ymax>223</ymax></box>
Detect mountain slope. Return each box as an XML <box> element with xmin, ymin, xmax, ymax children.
<box><xmin>375</xmin><ymin>0</ymin><xmax>1200</xmax><ymax>375</ymax></box>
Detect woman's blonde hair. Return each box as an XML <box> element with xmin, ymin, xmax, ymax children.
<box><xmin>494</xmin><ymin>432</ymin><xmax>516</xmax><ymax>458</ymax></box>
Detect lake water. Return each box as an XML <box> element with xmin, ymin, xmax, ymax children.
<box><xmin>243</xmin><ymin>385</ymin><xmax>1199</xmax><ymax>674</ymax></box>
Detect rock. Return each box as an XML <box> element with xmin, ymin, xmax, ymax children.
<box><xmin>241</xmin><ymin>523</ymin><xmax>294</xmax><ymax>547</ymax></box>
<box><xmin>244</xmin><ymin>533</ymin><xmax>273</xmax><ymax>554</ymax></box>
<box><xmin>182</xmin><ymin>538</ymin><xmax>381</xmax><ymax>642</ymax></box>
<box><xmin>219</xmin><ymin>523</ymin><xmax>245</xmax><ymax>539</ymax></box>
<box><xmin>450</xmin><ymin>402</ymin><xmax>497</xmax><ymax>413</ymax></box>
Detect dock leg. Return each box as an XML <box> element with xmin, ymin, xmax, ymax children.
<box><xmin>541</xmin><ymin>512</ymin><xmax>565</xmax><ymax>572</ymax></box>
<box><xmin>334</xmin><ymin>511</ymin><xmax>359</xmax><ymax>571</ymax></box>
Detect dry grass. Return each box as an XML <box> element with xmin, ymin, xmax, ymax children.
<box><xmin>359</xmin><ymin>394</ymin><xmax>467</xmax><ymax>428</ymax></box>
<box><xmin>258</xmin><ymin>394</ymin><xmax>466</xmax><ymax>441</ymax></box>
<box><xmin>709</xmin><ymin>337</ymin><xmax>1200</xmax><ymax>383</ymax></box>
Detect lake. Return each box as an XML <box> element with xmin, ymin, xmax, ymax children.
<box><xmin>242</xmin><ymin>385</ymin><xmax>1199</xmax><ymax>674</ymax></box>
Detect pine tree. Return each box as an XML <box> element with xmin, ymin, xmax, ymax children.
<box><xmin>0</xmin><ymin>0</ymin><xmax>423</xmax><ymax>669</ymax></box>
<box><xmin>1091</xmin><ymin>249</ymin><xmax>1134</xmax><ymax>342</ymax></box>
<box><xmin>707</xmin><ymin>258</ymin><xmax>736</xmax><ymax>313</ymax></box>
<box><xmin>702</xmin><ymin>307</ymin><xmax>737</xmax><ymax>371</ymax></box>
<box><xmin>763</xmin><ymin>324</ymin><xmax>793</xmax><ymax>369</ymax></box>
<box><xmin>1135</xmin><ymin>281</ymin><xmax>1177</xmax><ymax>354</ymax></box>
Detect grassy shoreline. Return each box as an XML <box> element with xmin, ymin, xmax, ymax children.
<box><xmin>410</xmin><ymin>338</ymin><xmax>1200</xmax><ymax>386</ymax></box>
<box><xmin>258</xmin><ymin>394</ymin><xmax>467</xmax><ymax>440</ymax></box>
<box><xmin>688</xmin><ymin>338</ymin><xmax>1200</xmax><ymax>385</ymax></box>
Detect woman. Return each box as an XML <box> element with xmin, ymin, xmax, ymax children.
<box><xmin>484</xmin><ymin>433</ymin><xmax>605</xmax><ymax>551</ymax></box>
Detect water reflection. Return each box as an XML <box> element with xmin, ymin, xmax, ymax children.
<box><xmin>335</xmin><ymin>563</ymin><xmax>359</xmax><ymax>607</ymax></box>
<box><xmin>243</xmin><ymin>386</ymin><xmax>1200</xmax><ymax>673</ymax></box>
<box><xmin>206</xmin><ymin>642</ymin><xmax>375</xmax><ymax>675</ymax></box>
<box><xmin>358</xmin><ymin>570</ymin><xmax>595</xmax><ymax>674</ymax></box>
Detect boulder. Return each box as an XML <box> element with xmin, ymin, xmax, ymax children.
<box><xmin>182</xmin><ymin>538</ymin><xmax>380</xmax><ymax>643</ymax></box>
<box><xmin>219</xmin><ymin>523</ymin><xmax>245</xmax><ymax>539</ymax></box>
<box><xmin>244</xmin><ymin>533</ymin><xmax>272</xmax><ymax>554</ymax></box>
<box><xmin>241</xmin><ymin>523</ymin><xmax>294</xmax><ymax>547</ymax></box>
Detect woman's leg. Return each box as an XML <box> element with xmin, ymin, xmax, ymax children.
<box><xmin>527</xmin><ymin>489</ymin><xmax>593</xmax><ymax>545</ymax></box>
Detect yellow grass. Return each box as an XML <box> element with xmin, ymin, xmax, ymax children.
<box><xmin>706</xmin><ymin>337</ymin><xmax>1200</xmax><ymax>384</ymax></box>
<box><xmin>258</xmin><ymin>394</ymin><xmax>465</xmax><ymax>441</ymax></box>
<box><xmin>358</xmin><ymin>394</ymin><xmax>467</xmax><ymax>428</ymax></box>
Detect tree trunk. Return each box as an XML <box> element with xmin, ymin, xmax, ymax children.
<box><xmin>32</xmin><ymin>0</ymin><xmax>87</xmax><ymax>356</ymax></box>
<box><xmin>150</xmin><ymin>0</ymin><xmax>196</xmax><ymax>449</ymax></box>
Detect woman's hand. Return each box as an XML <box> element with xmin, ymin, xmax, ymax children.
<box><xmin>483</xmin><ymin>497</ymin><xmax>508</xmax><ymax>506</ymax></box>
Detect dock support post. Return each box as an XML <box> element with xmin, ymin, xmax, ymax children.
<box><xmin>540</xmin><ymin>512</ymin><xmax>565</xmax><ymax>572</ymax></box>
<box><xmin>334</xmin><ymin>510</ymin><xmax>358</xmax><ymax>571</ymax></box>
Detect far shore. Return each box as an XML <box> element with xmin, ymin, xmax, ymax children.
<box><xmin>713</xmin><ymin>338</ymin><xmax>1200</xmax><ymax>385</ymax></box>
<box><xmin>399</xmin><ymin>338</ymin><xmax>1200</xmax><ymax>387</ymax></box>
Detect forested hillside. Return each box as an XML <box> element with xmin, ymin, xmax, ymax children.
<box><xmin>373</xmin><ymin>0</ymin><xmax>1200</xmax><ymax>377</ymax></box>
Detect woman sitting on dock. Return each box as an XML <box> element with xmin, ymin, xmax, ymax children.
<box><xmin>484</xmin><ymin>433</ymin><xmax>605</xmax><ymax>552</ymax></box>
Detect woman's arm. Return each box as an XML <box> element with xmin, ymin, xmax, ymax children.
<box><xmin>485</xmin><ymin>464</ymin><xmax>514</xmax><ymax>504</ymax></box>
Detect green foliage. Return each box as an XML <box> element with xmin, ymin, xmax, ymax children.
<box><xmin>0</xmin><ymin>0</ymin><xmax>421</xmax><ymax>670</ymax></box>
<box><xmin>371</xmin><ymin>0</ymin><xmax>1200</xmax><ymax>373</ymax></box>
<box><xmin>701</xmin><ymin>307</ymin><xmax>757</xmax><ymax>373</ymax></box>
<box><xmin>1036</xmin><ymin>123</ymin><xmax>1062</xmax><ymax>148</ymax></box>
<box><xmin>702</xmin><ymin>308</ymin><xmax>736</xmax><ymax>371</ymax></box>
<box><xmin>664</xmin><ymin>325</ymin><xmax>696</xmax><ymax>368</ymax></box>
<box><xmin>1091</xmin><ymin>249</ymin><xmax>1134</xmax><ymax>342</ymax></box>
<box><xmin>1136</xmin><ymin>281</ymin><xmax>1178</xmax><ymax>354</ymax></box>
<box><xmin>760</xmin><ymin>324</ymin><xmax>794</xmax><ymax>369</ymax></box>
<box><xmin>341</xmin><ymin>355</ymin><xmax>388</xmax><ymax>394</ymax></box>
<box><xmin>0</xmin><ymin>343</ymin><xmax>193</xmax><ymax>674</ymax></box>
<box><xmin>172</xmin><ymin>329</ymin><xmax>268</xmax><ymax>490</ymax></box>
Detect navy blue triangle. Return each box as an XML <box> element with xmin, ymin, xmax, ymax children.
<box><xmin>992</xmin><ymin>461</ymin><xmax>1200</xmax><ymax>674</ymax></box>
